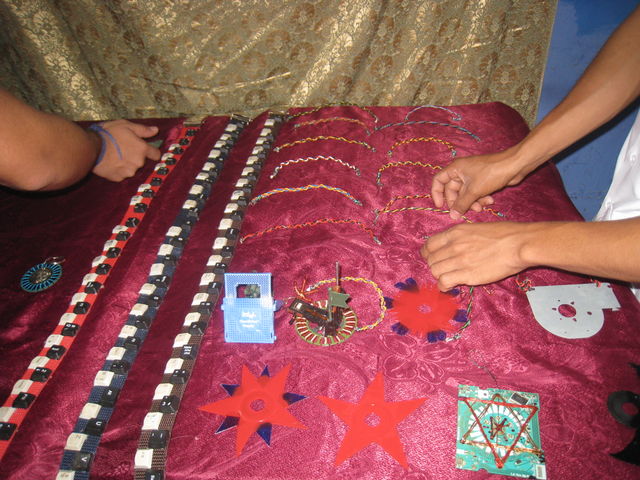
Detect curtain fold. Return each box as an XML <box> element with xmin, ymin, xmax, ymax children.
<box><xmin>0</xmin><ymin>0</ymin><xmax>557</xmax><ymax>124</ymax></box>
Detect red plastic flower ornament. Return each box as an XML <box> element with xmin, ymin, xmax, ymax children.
<box><xmin>199</xmin><ymin>364</ymin><xmax>306</xmax><ymax>455</ymax></box>
<box><xmin>385</xmin><ymin>278</ymin><xmax>468</xmax><ymax>342</ymax></box>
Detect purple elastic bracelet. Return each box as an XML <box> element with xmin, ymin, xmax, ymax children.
<box><xmin>88</xmin><ymin>124</ymin><xmax>123</xmax><ymax>166</ymax></box>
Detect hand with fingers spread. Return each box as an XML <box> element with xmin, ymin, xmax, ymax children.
<box><xmin>91</xmin><ymin>120</ymin><xmax>161</xmax><ymax>182</ymax></box>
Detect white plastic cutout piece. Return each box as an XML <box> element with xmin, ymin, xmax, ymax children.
<box><xmin>526</xmin><ymin>283</ymin><xmax>620</xmax><ymax>339</ymax></box>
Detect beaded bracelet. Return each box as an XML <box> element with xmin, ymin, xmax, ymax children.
<box><xmin>380</xmin><ymin>206</ymin><xmax>474</xmax><ymax>222</ymax></box>
<box><xmin>250</xmin><ymin>184</ymin><xmax>363</xmax><ymax>206</ymax></box>
<box><xmin>0</xmin><ymin>122</ymin><xmax>201</xmax><ymax>463</ymax></box>
<box><xmin>374</xmin><ymin>121</ymin><xmax>480</xmax><ymax>141</ymax></box>
<box><xmin>274</xmin><ymin>135</ymin><xmax>375</xmax><ymax>153</ymax></box>
<box><xmin>294</xmin><ymin>117</ymin><xmax>370</xmax><ymax>134</ymax></box>
<box><xmin>240</xmin><ymin>217</ymin><xmax>381</xmax><ymax>245</ymax></box>
<box><xmin>387</xmin><ymin>137</ymin><xmax>457</xmax><ymax>158</ymax></box>
<box><xmin>88</xmin><ymin>124</ymin><xmax>123</xmax><ymax>166</ymax></box>
<box><xmin>288</xmin><ymin>104</ymin><xmax>379</xmax><ymax>123</ymax></box>
<box><xmin>404</xmin><ymin>105</ymin><xmax>462</xmax><ymax>122</ymax></box>
<box><xmin>374</xmin><ymin>193</ymin><xmax>432</xmax><ymax>218</ymax></box>
<box><xmin>374</xmin><ymin>193</ymin><xmax>505</xmax><ymax>223</ymax></box>
<box><xmin>270</xmin><ymin>155</ymin><xmax>361</xmax><ymax>179</ymax></box>
<box><xmin>376</xmin><ymin>161</ymin><xmax>442</xmax><ymax>186</ymax></box>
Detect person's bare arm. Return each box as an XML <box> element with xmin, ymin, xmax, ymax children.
<box><xmin>431</xmin><ymin>5</ymin><xmax>640</xmax><ymax>218</ymax></box>
<box><xmin>0</xmin><ymin>88</ymin><xmax>160</xmax><ymax>191</ymax></box>
<box><xmin>423</xmin><ymin>218</ymin><xmax>640</xmax><ymax>291</ymax></box>
<box><xmin>423</xmin><ymin>6</ymin><xmax>640</xmax><ymax>291</ymax></box>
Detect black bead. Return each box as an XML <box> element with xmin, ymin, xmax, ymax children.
<box><xmin>148</xmin><ymin>429</ymin><xmax>169</xmax><ymax>449</ymax></box>
<box><xmin>159</xmin><ymin>395</ymin><xmax>179</xmax><ymax>414</ymax></box>
<box><xmin>12</xmin><ymin>392</ymin><xmax>35</xmax><ymax>409</ymax></box>
<box><xmin>169</xmin><ymin>369</ymin><xmax>188</xmax><ymax>384</ymax></box>
<box><xmin>0</xmin><ymin>422</ymin><xmax>17</xmax><ymax>440</ymax></box>
<box><xmin>31</xmin><ymin>367</ymin><xmax>52</xmax><ymax>382</ymax></box>
<box><xmin>98</xmin><ymin>387</ymin><xmax>120</xmax><ymax>408</ymax></box>
<box><xmin>73</xmin><ymin>301</ymin><xmax>90</xmax><ymax>314</ymax></box>
<box><xmin>84</xmin><ymin>418</ymin><xmax>106</xmax><ymax>436</ymax></box>
<box><xmin>61</xmin><ymin>322</ymin><xmax>79</xmax><ymax>336</ymax></box>
<box><xmin>84</xmin><ymin>281</ymin><xmax>103</xmax><ymax>294</ymax></box>
<box><xmin>180</xmin><ymin>344</ymin><xmax>198</xmax><ymax>360</ymax></box>
<box><xmin>46</xmin><ymin>344</ymin><xmax>66</xmax><ymax>359</ymax></box>
<box><xmin>116</xmin><ymin>231</ymin><xmax>131</xmax><ymax>241</ymax></box>
<box><xmin>71</xmin><ymin>451</ymin><xmax>93</xmax><ymax>471</ymax></box>
<box><xmin>110</xmin><ymin>360</ymin><xmax>130</xmax><ymax>374</ymax></box>
<box><xmin>96</xmin><ymin>263</ymin><xmax>112</xmax><ymax>275</ymax></box>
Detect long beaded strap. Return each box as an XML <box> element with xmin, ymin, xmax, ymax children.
<box><xmin>132</xmin><ymin>114</ymin><xmax>287</xmax><ymax>480</ymax></box>
<box><xmin>0</xmin><ymin>122</ymin><xmax>201</xmax><ymax>462</ymax></box>
<box><xmin>55</xmin><ymin>116</ymin><xmax>250</xmax><ymax>479</ymax></box>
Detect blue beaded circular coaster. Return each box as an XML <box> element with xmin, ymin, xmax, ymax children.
<box><xmin>20</xmin><ymin>258</ymin><xmax>64</xmax><ymax>292</ymax></box>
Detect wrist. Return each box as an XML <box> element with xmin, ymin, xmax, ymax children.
<box><xmin>517</xmin><ymin>221</ymin><xmax>562</xmax><ymax>270</ymax></box>
<box><xmin>85</xmin><ymin>125</ymin><xmax>106</xmax><ymax>167</ymax></box>
<box><xmin>88</xmin><ymin>124</ymin><xmax>123</xmax><ymax>167</ymax></box>
<box><xmin>86</xmin><ymin>128</ymin><xmax>103</xmax><ymax>166</ymax></box>
<box><xmin>508</xmin><ymin>140</ymin><xmax>549</xmax><ymax>180</ymax></box>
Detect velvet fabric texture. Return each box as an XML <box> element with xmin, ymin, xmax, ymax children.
<box><xmin>1</xmin><ymin>105</ymin><xmax>639</xmax><ymax>479</ymax></box>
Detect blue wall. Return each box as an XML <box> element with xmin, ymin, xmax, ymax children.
<box><xmin>538</xmin><ymin>0</ymin><xmax>639</xmax><ymax>219</ymax></box>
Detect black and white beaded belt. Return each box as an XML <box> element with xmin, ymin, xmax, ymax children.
<box><xmin>55</xmin><ymin>116</ymin><xmax>250</xmax><ymax>479</ymax></box>
<box><xmin>131</xmin><ymin>114</ymin><xmax>286</xmax><ymax>480</ymax></box>
<box><xmin>0</xmin><ymin>122</ymin><xmax>202</xmax><ymax>462</ymax></box>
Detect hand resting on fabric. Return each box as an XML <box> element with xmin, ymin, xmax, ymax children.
<box><xmin>422</xmin><ymin>218</ymin><xmax>640</xmax><ymax>291</ymax></box>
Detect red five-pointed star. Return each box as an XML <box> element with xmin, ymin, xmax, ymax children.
<box><xmin>318</xmin><ymin>372</ymin><xmax>426</xmax><ymax>467</ymax></box>
<box><xmin>199</xmin><ymin>364</ymin><xmax>306</xmax><ymax>455</ymax></box>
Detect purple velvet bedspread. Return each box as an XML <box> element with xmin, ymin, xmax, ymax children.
<box><xmin>0</xmin><ymin>104</ymin><xmax>638</xmax><ymax>479</ymax></box>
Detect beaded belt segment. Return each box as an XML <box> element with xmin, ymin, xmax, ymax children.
<box><xmin>0</xmin><ymin>122</ymin><xmax>202</xmax><ymax>462</ymax></box>
<box><xmin>55</xmin><ymin>116</ymin><xmax>250</xmax><ymax>479</ymax></box>
<box><xmin>132</xmin><ymin>114</ymin><xmax>287</xmax><ymax>480</ymax></box>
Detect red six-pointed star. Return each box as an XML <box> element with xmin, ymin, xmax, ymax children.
<box><xmin>318</xmin><ymin>372</ymin><xmax>426</xmax><ymax>467</ymax></box>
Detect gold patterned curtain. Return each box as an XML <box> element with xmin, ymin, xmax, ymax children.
<box><xmin>0</xmin><ymin>0</ymin><xmax>557</xmax><ymax>125</ymax></box>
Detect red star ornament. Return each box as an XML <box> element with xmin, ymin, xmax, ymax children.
<box><xmin>318</xmin><ymin>372</ymin><xmax>426</xmax><ymax>467</ymax></box>
<box><xmin>199</xmin><ymin>364</ymin><xmax>306</xmax><ymax>455</ymax></box>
